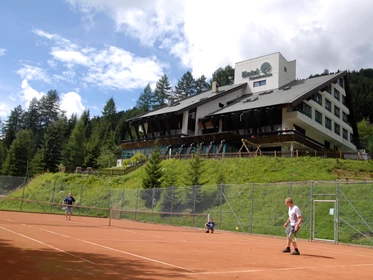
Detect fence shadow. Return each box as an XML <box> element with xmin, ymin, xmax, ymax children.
<box><xmin>0</xmin><ymin>238</ymin><xmax>194</xmax><ymax>280</ymax></box>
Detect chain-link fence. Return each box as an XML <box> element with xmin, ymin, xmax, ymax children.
<box><xmin>0</xmin><ymin>176</ymin><xmax>28</xmax><ymax>197</ymax></box>
<box><xmin>1</xmin><ymin>178</ymin><xmax>372</xmax><ymax>246</ymax></box>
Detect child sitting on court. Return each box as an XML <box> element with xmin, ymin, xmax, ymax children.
<box><xmin>205</xmin><ymin>218</ymin><xmax>215</xmax><ymax>233</ymax></box>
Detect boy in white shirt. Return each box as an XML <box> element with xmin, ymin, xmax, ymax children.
<box><xmin>282</xmin><ymin>197</ymin><xmax>302</xmax><ymax>255</ymax></box>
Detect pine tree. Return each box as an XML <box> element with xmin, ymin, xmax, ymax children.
<box><xmin>154</xmin><ymin>74</ymin><xmax>171</xmax><ymax>108</ymax></box>
<box><xmin>102</xmin><ymin>98</ymin><xmax>118</xmax><ymax>131</ymax></box>
<box><xmin>175</xmin><ymin>71</ymin><xmax>196</xmax><ymax>99</ymax></box>
<box><xmin>39</xmin><ymin>90</ymin><xmax>60</xmax><ymax>130</ymax></box>
<box><xmin>62</xmin><ymin>118</ymin><xmax>86</xmax><ymax>169</ymax></box>
<box><xmin>66</xmin><ymin>113</ymin><xmax>78</xmax><ymax>138</ymax></box>
<box><xmin>0</xmin><ymin>140</ymin><xmax>7</xmax><ymax>174</ymax></box>
<box><xmin>195</xmin><ymin>75</ymin><xmax>211</xmax><ymax>94</ymax></box>
<box><xmin>143</xmin><ymin>144</ymin><xmax>163</xmax><ymax>189</ymax></box>
<box><xmin>84</xmin><ymin>123</ymin><xmax>103</xmax><ymax>168</ymax></box>
<box><xmin>2</xmin><ymin>105</ymin><xmax>25</xmax><ymax>149</ymax></box>
<box><xmin>38</xmin><ymin>119</ymin><xmax>66</xmax><ymax>172</ymax></box>
<box><xmin>137</xmin><ymin>84</ymin><xmax>154</xmax><ymax>112</ymax></box>
<box><xmin>211</xmin><ymin>65</ymin><xmax>235</xmax><ymax>86</ymax></box>
<box><xmin>2</xmin><ymin>130</ymin><xmax>33</xmax><ymax>176</ymax></box>
<box><xmin>183</xmin><ymin>148</ymin><xmax>206</xmax><ymax>211</ymax></box>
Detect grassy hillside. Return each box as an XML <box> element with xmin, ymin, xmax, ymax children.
<box><xmin>1</xmin><ymin>157</ymin><xmax>373</xmax><ymax>246</ymax></box>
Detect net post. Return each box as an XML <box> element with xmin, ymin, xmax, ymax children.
<box><xmin>207</xmin><ymin>213</ymin><xmax>210</xmax><ymax>222</ymax></box>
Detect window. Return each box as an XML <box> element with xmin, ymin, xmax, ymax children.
<box><xmin>338</xmin><ymin>77</ymin><xmax>344</xmax><ymax>88</ymax></box>
<box><xmin>334</xmin><ymin>123</ymin><xmax>340</xmax><ymax>136</ymax></box>
<box><xmin>342</xmin><ymin>112</ymin><xmax>348</xmax><ymax>124</ymax></box>
<box><xmin>325</xmin><ymin>141</ymin><xmax>331</xmax><ymax>149</ymax></box>
<box><xmin>334</xmin><ymin>105</ymin><xmax>340</xmax><ymax>118</ymax></box>
<box><xmin>350</xmin><ymin>133</ymin><xmax>354</xmax><ymax>144</ymax></box>
<box><xmin>325</xmin><ymin>99</ymin><xmax>331</xmax><ymax>112</ymax></box>
<box><xmin>254</xmin><ymin>80</ymin><xmax>266</xmax><ymax>87</ymax></box>
<box><xmin>325</xmin><ymin>117</ymin><xmax>332</xmax><ymax>130</ymax></box>
<box><xmin>313</xmin><ymin>93</ymin><xmax>322</xmax><ymax>106</ymax></box>
<box><xmin>315</xmin><ymin>110</ymin><xmax>322</xmax><ymax>125</ymax></box>
<box><xmin>343</xmin><ymin>129</ymin><xmax>348</xmax><ymax>140</ymax></box>
<box><xmin>284</xmin><ymin>66</ymin><xmax>287</xmax><ymax>72</ymax></box>
<box><xmin>342</xmin><ymin>95</ymin><xmax>346</xmax><ymax>105</ymax></box>
<box><xmin>334</xmin><ymin>88</ymin><xmax>340</xmax><ymax>101</ymax></box>
<box><xmin>300</xmin><ymin>102</ymin><xmax>312</xmax><ymax>118</ymax></box>
<box><xmin>323</xmin><ymin>85</ymin><xmax>332</xmax><ymax>94</ymax></box>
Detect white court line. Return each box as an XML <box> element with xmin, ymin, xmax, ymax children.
<box><xmin>40</xmin><ymin>229</ymin><xmax>71</xmax><ymax>238</ymax></box>
<box><xmin>86</xmin><ymin>239</ymin><xmax>187</xmax><ymax>243</ymax></box>
<box><xmin>38</xmin><ymin>228</ymin><xmax>194</xmax><ymax>273</ymax></box>
<box><xmin>111</xmin><ymin>227</ymin><xmax>163</xmax><ymax>239</ymax></box>
<box><xmin>173</xmin><ymin>263</ymin><xmax>373</xmax><ymax>276</ymax></box>
<box><xmin>5</xmin><ymin>219</ymin><xmax>16</xmax><ymax>223</ymax></box>
<box><xmin>179</xmin><ymin>269</ymin><xmax>262</xmax><ymax>275</ymax></box>
<box><xmin>0</xmin><ymin>226</ymin><xmax>96</xmax><ymax>265</ymax></box>
<box><xmin>276</xmin><ymin>267</ymin><xmax>316</xmax><ymax>271</ymax></box>
<box><xmin>76</xmin><ymin>238</ymin><xmax>195</xmax><ymax>273</ymax></box>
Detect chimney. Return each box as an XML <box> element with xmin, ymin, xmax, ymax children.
<box><xmin>212</xmin><ymin>81</ymin><xmax>219</xmax><ymax>93</ymax></box>
<box><xmin>168</xmin><ymin>98</ymin><xmax>174</xmax><ymax>106</ymax></box>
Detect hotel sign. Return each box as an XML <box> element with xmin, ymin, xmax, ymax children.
<box><xmin>242</xmin><ymin>62</ymin><xmax>273</xmax><ymax>80</ymax></box>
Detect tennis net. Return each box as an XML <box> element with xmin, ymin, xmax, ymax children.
<box><xmin>109</xmin><ymin>206</ymin><xmax>209</xmax><ymax>228</ymax></box>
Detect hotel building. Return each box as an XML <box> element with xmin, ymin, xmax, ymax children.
<box><xmin>122</xmin><ymin>53</ymin><xmax>358</xmax><ymax>158</ymax></box>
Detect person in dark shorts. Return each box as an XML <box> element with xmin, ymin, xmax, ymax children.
<box><xmin>205</xmin><ymin>217</ymin><xmax>216</xmax><ymax>233</ymax></box>
<box><xmin>63</xmin><ymin>193</ymin><xmax>75</xmax><ymax>221</ymax></box>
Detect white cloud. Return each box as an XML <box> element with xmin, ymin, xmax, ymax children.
<box><xmin>34</xmin><ymin>29</ymin><xmax>165</xmax><ymax>90</ymax></box>
<box><xmin>0</xmin><ymin>48</ymin><xmax>7</xmax><ymax>56</ymax></box>
<box><xmin>19</xmin><ymin>79</ymin><xmax>45</xmax><ymax>108</ymax></box>
<box><xmin>66</xmin><ymin>0</ymin><xmax>373</xmax><ymax>79</ymax></box>
<box><xmin>60</xmin><ymin>91</ymin><xmax>86</xmax><ymax>117</ymax></box>
<box><xmin>17</xmin><ymin>65</ymin><xmax>51</xmax><ymax>83</ymax></box>
<box><xmin>51</xmin><ymin>48</ymin><xmax>90</xmax><ymax>66</ymax></box>
<box><xmin>0</xmin><ymin>103</ymin><xmax>10</xmax><ymax>118</ymax></box>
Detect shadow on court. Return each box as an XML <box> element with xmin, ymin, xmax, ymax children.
<box><xmin>301</xmin><ymin>254</ymin><xmax>335</xmax><ymax>259</ymax></box>
<box><xmin>0</xmin><ymin>238</ymin><xmax>194</xmax><ymax>280</ymax></box>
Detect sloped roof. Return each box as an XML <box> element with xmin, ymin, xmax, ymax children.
<box><xmin>127</xmin><ymin>83</ymin><xmax>247</xmax><ymax>122</ymax></box>
<box><xmin>206</xmin><ymin>71</ymin><xmax>346</xmax><ymax>117</ymax></box>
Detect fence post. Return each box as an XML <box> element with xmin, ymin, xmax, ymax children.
<box><xmin>335</xmin><ymin>180</ymin><xmax>339</xmax><ymax>244</ymax></box>
<box><xmin>50</xmin><ymin>179</ymin><xmax>56</xmax><ymax>213</ymax></box>
<box><xmin>219</xmin><ymin>184</ymin><xmax>223</xmax><ymax>230</ymax></box>
<box><xmin>152</xmin><ymin>187</ymin><xmax>155</xmax><ymax>222</ymax></box>
<box><xmin>192</xmin><ymin>185</ymin><xmax>197</xmax><ymax>227</ymax></box>
<box><xmin>310</xmin><ymin>181</ymin><xmax>313</xmax><ymax>241</ymax></box>
<box><xmin>20</xmin><ymin>184</ymin><xmax>26</xmax><ymax>212</ymax></box>
<box><xmin>78</xmin><ymin>184</ymin><xmax>83</xmax><ymax>216</ymax></box>
<box><xmin>121</xmin><ymin>188</ymin><xmax>125</xmax><ymax>210</ymax></box>
<box><xmin>250</xmin><ymin>183</ymin><xmax>254</xmax><ymax>233</ymax></box>
<box><xmin>135</xmin><ymin>188</ymin><xmax>139</xmax><ymax>220</ymax></box>
<box><xmin>170</xmin><ymin>186</ymin><xmax>174</xmax><ymax>224</ymax></box>
<box><xmin>108</xmin><ymin>189</ymin><xmax>112</xmax><ymax>218</ymax></box>
<box><xmin>120</xmin><ymin>188</ymin><xmax>125</xmax><ymax>220</ymax></box>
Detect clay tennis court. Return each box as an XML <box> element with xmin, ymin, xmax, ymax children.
<box><xmin>0</xmin><ymin>211</ymin><xmax>372</xmax><ymax>280</ymax></box>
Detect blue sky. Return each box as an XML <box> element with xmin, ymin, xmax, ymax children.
<box><xmin>1</xmin><ymin>0</ymin><xmax>373</xmax><ymax>119</ymax></box>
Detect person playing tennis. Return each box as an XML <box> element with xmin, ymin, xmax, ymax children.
<box><xmin>205</xmin><ymin>217</ymin><xmax>216</xmax><ymax>233</ymax></box>
<box><xmin>282</xmin><ymin>197</ymin><xmax>302</xmax><ymax>255</ymax></box>
<box><xmin>63</xmin><ymin>193</ymin><xmax>75</xmax><ymax>221</ymax></box>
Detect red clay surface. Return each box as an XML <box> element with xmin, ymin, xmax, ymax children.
<box><xmin>0</xmin><ymin>211</ymin><xmax>372</xmax><ymax>280</ymax></box>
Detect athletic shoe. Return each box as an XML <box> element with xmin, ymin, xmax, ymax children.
<box><xmin>291</xmin><ymin>251</ymin><xmax>300</xmax><ymax>255</ymax></box>
<box><xmin>282</xmin><ymin>248</ymin><xmax>291</xmax><ymax>253</ymax></box>
<box><xmin>205</xmin><ymin>230</ymin><xmax>209</xmax><ymax>233</ymax></box>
